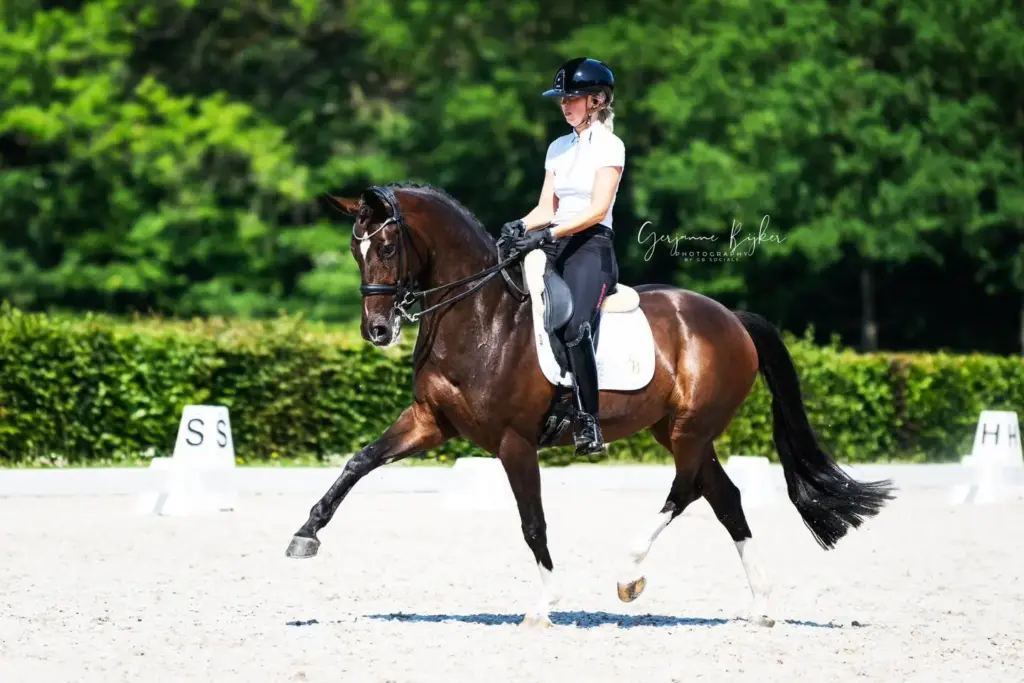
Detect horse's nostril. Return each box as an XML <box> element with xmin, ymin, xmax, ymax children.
<box><xmin>370</xmin><ymin>324</ymin><xmax>389</xmax><ymax>341</ymax></box>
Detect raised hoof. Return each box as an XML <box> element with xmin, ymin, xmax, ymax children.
<box><xmin>285</xmin><ymin>535</ymin><xmax>320</xmax><ymax>559</ymax></box>
<box><xmin>616</xmin><ymin>576</ymin><xmax>647</xmax><ymax>603</ymax></box>
<box><xmin>519</xmin><ymin>614</ymin><xmax>554</xmax><ymax>629</ymax></box>
<box><xmin>749</xmin><ymin>614</ymin><xmax>776</xmax><ymax>628</ymax></box>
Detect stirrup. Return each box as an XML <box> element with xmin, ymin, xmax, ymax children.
<box><xmin>573</xmin><ymin>411</ymin><xmax>606</xmax><ymax>456</ymax></box>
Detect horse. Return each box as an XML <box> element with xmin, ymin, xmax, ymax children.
<box><xmin>283</xmin><ymin>182</ymin><xmax>896</xmax><ymax>628</ymax></box>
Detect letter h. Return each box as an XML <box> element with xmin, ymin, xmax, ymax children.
<box><xmin>981</xmin><ymin>422</ymin><xmax>1000</xmax><ymax>445</ymax></box>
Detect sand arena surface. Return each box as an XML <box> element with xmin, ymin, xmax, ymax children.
<box><xmin>1</xmin><ymin>486</ymin><xmax>1023</xmax><ymax>682</ymax></box>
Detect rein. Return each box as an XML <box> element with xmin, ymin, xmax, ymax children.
<box><xmin>353</xmin><ymin>185</ymin><xmax>528</xmax><ymax>324</ymax></box>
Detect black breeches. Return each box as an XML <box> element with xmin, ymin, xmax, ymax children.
<box><xmin>542</xmin><ymin>226</ymin><xmax>619</xmax><ymax>344</ymax></box>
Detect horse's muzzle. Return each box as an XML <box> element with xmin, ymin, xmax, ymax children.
<box><xmin>368</xmin><ymin>323</ymin><xmax>390</xmax><ymax>344</ymax></box>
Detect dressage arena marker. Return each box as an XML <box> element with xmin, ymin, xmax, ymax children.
<box><xmin>949</xmin><ymin>410</ymin><xmax>1022</xmax><ymax>505</ymax></box>
<box><xmin>440</xmin><ymin>456</ymin><xmax>518</xmax><ymax>512</ymax></box>
<box><xmin>723</xmin><ymin>455</ymin><xmax>784</xmax><ymax>508</ymax></box>
<box><xmin>135</xmin><ymin>404</ymin><xmax>238</xmax><ymax>516</ymax></box>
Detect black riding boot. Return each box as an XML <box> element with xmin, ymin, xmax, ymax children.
<box><xmin>566</xmin><ymin>323</ymin><xmax>606</xmax><ymax>456</ymax></box>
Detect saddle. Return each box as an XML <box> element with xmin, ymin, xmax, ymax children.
<box><xmin>521</xmin><ymin>249</ymin><xmax>652</xmax><ymax>450</ymax></box>
<box><xmin>537</xmin><ymin>260</ymin><xmax>637</xmax><ymax>367</ymax></box>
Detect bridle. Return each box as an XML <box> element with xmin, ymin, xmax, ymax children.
<box><xmin>352</xmin><ymin>185</ymin><xmax>528</xmax><ymax>324</ymax></box>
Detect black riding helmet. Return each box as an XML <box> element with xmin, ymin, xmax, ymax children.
<box><xmin>542</xmin><ymin>57</ymin><xmax>614</xmax><ymax>98</ymax></box>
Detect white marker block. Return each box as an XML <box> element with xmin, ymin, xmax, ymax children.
<box><xmin>136</xmin><ymin>404</ymin><xmax>238</xmax><ymax>516</ymax></box>
<box><xmin>950</xmin><ymin>411</ymin><xmax>1022</xmax><ymax>505</ymax></box>
<box><xmin>949</xmin><ymin>454</ymin><xmax>1019</xmax><ymax>505</ymax></box>
<box><xmin>969</xmin><ymin>410</ymin><xmax>1021</xmax><ymax>467</ymax></box>
<box><xmin>440</xmin><ymin>456</ymin><xmax>516</xmax><ymax>512</ymax></box>
<box><xmin>724</xmin><ymin>455</ymin><xmax>782</xmax><ymax>508</ymax></box>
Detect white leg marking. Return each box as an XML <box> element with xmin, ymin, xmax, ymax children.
<box><xmin>618</xmin><ymin>510</ymin><xmax>674</xmax><ymax>585</ymax></box>
<box><xmin>736</xmin><ymin>538</ymin><xmax>774</xmax><ymax>626</ymax></box>
<box><xmin>538</xmin><ymin>562</ymin><xmax>560</xmax><ymax>609</ymax></box>
<box><xmin>523</xmin><ymin>562</ymin><xmax>560</xmax><ymax>627</ymax></box>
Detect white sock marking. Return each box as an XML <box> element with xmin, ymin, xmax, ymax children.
<box><xmin>736</xmin><ymin>538</ymin><xmax>773</xmax><ymax>620</ymax></box>
<box><xmin>528</xmin><ymin>562</ymin><xmax>560</xmax><ymax>622</ymax></box>
<box><xmin>619</xmin><ymin>510</ymin><xmax>674</xmax><ymax>584</ymax></box>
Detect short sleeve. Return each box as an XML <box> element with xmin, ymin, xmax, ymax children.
<box><xmin>593</xmin><ymin>133</ymin><xmax>625</xmax><ymax>169</ymax></box>
<box><xmin>544</xmin><ymin>139</ymin><xmax>559</xmax><ymax>172</ymax></box>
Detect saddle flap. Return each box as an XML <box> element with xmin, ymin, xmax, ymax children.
<box><xmin>542</xmin><ymin>264</ymin><xmax>574</xmax><ymax>333</ymax></box>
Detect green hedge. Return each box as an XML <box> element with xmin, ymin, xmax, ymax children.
<box><xmin>1</xmin><ymin>303</ymin><xmax>1021</xmax><ymax>467</ymax></box>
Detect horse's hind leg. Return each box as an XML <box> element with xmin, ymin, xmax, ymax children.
<box><xmin>698</xmin><ymin>445</ymin><xmax>775</xmax><ymax>627</ymax></box>
<box><xmin>616</xmin><ymin>417</ymin><xmax>705</xmax><ymax>602</ymax></box>
<box><xmin>616</xmin><ymin>420</ymin><xmax>775</xmax><ymax>627</ymax></box>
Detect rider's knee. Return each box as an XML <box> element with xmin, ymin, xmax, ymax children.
<box><xmin>564</xmin><ymin>319</ymin><xmax>592</xmax><ymax>347</ymax></box>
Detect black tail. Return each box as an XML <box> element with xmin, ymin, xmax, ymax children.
<box><xmin>733</xmin><ymin>310</ymin><xmax>896</xmax><ymax>550</ymax></box>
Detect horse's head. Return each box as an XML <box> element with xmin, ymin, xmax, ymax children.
<box><xmin>325</xmin><ymin>186</ymin><xmax>427</xmax><ymax>347</ymax></box>
<box><xmin>327</xmin><ymin>182</ymin><xmax>517</xmax><ymax>348</ymax></box>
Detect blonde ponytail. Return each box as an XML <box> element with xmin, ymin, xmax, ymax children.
<box><xmin>590</xmin><ymin>87</ymin><xmax>615</xmax><ymax>132</ymax></box>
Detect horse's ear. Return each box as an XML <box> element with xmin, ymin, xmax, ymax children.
<box><xmin>323</xmin><ymin>194</ymin><xmax>361</xmax><ymax>216</ymax></box>
<box><xmin>360</xmin><ymin>187</ymin><xmax>393</xmax><ymax>217</ymax></box>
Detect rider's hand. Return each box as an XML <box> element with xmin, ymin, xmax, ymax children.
<box><xmin>513</xmin><ymin>227</ymin><xmax>554</xmax><ymax>252</ymax></box>
<box><xmin>501</xmin><ymin>220</ymin><xmax>526</xmax><ymax>241</ymax></box>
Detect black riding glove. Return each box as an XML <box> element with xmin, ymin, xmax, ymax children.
<box><xmin>500</xmin><ymin>220</ymin><xmax>526</xmax><ymax>241</ymax></box>
<box><xmin>513</xmin><ymin>227</ymin><xmax>555</xmax><ymax>252</ymax></box>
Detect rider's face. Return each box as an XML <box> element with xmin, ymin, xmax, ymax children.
<box><xmin>559</xmin><ymin>95</ymin><xmax>591</xmax><ymax>128</ymax></box>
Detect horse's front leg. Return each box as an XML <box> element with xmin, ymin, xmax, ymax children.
<box><xmin>498</xmin><ymin>429</ymin><xmax>560</xmax><ymax>628</ymax></box>
<box><xmin>285</xmin><ymin>401</ymin><xmax>446</xmax><ymax>558</ymax></box>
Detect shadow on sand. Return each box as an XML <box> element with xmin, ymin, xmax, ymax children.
<box><xmin>368</xmin><ymin>611</ymin><xmax>727</xmax><ymax>628</ymax></box>
<box><xmin>286</xmin><ymin>612</ymin><xmax>847</xmax><ymax>629</ymax></box>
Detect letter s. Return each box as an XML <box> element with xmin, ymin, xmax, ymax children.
<box><xmin>217</xmin><ymin>420</ymin><xmax>229</xmax><ymax>448</ymax></box>
<box><xmin>186</xmin><ymin>418</ymin><xmax>204</xmax><ymax>446</ymax></box>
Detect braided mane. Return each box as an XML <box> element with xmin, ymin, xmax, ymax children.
<box><xmin>385</xmin><ymin>181</ymin><xmax>495</xmax><ymax>243</ymax></box>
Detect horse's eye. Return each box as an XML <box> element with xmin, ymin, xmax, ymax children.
<box><xmin>380</xmin><ymin>243</ymin><xmax>396</xmax><ymax>258</ymax></box>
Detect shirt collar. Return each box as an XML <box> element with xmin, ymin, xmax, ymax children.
<box><xmin>571</xmin><ymin>127</ymin><xmax>595</xmax><ymax>144</ymax></box>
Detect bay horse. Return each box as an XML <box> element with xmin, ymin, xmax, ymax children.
<box><xmin>284</xmin><ymin>182</ymin><xmax>895</xmax><ymax>628</ymax></box>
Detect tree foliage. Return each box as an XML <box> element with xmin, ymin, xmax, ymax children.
<box><xmin>1</xmin><ymin>0</ymin><xmax>1021</xmax><ymax>353</ymax></box>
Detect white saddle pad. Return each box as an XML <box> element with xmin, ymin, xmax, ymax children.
<box><xmin>522</xmin><ymin>249</ymin><xmax>656</xmax><ymax>391</ymax></box>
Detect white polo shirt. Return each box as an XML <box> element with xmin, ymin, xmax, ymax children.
<box><xmin>544</xmin><ymin>123</ymin><xmax>625</xmax><ymax>230</ymax></box>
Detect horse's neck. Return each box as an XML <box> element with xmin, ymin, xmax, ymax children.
<box><xmin>423</xmin><ymin>233</ymin><xmax>502</xmax><ymax>320</ymax></box>
<box><xmin>401</xmin><ymin>191</ymin><xmax>523</xmax><ymax>362</ymax></box>
<box><xmin>416</xmin><ymin>230</ymin><xmax>520</xmax><ymax>354</ymax></box>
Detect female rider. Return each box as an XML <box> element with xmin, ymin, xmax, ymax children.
<box><xmin>504</xmin><ymin>57</ymin><xmax>624</xmax><ymax>457</ymax></box>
